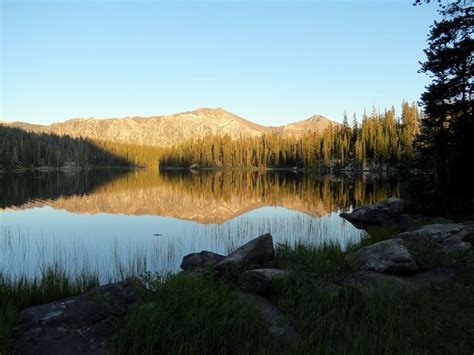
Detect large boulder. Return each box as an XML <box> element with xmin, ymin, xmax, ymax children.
<box><xmin>12</xmin><ymin>279</ymin><xmax>145</xmax><ymax>355</ymax></box>
<box><xmin>238</xmin><ymin>292</ymin><xmax>297</xmax><ymax>346</ymax></box>
<box><xmin>340</xmin><ymin>198</ymin><xmax>454</xmax><ymax>230</ymax></box>
<box><xmin>346</xmin><ymin>238</ymin><xmax>418</xmax><ymax>275</ymax></box>
<box><xmin>340</xmin><ymin>198</ymin><xmax>408</xmax><ymax>227</ymax></box>
<box><xmin>240</xmin><ymin>268</ymin><xmax>288</xmax><ymax>295</ymax></box>
<box><xmin>180</xmin><ymin>251</ymin><xmax>225</xmax><ymax>271</ymax></box>
<box><xmin>396</xmin><ymin>223</ymin><xmax>474</xmax><ymax>252</ymax></box>
<box><xmin>215</xmin><ymin>233</ymin><xmax>275</xmax><ymax>270</ymax></box>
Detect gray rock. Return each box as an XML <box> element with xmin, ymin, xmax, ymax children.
<box><xmin>215</xmin><ymin>233</ymin><xmax>275</xmax><ymax>270</ymax></box>
<box><xmin>180</xmin><ymin>251</ymin><xmax>225</xmax><ymax>271</ymax></box>
<box><xmin>238</xmin><ymin>292</ymin><xmax>297</xmax><ymax>345</ymax></box>
<box><xmin>340</xmin><ymin>198</ymin><xmax>454</xmax><ymax>230</ymax></box>
<box><xmin>347</xmin><ymin>238</ymin><xmax>418</xmax><ymax>275</ymax></box>
<box><xmin>462</xmin><ymin>222</ymin><xmax>474</xmax><ymax>244</ymax></box>
<box><xmin>384</xmin><ymin>197</ymin><xmax>404</xmax><ymax>214</ymax></box>
<box><xmin>345</xmin><ymin>265</ymin><xmax>472</xmax><ymax>291</ymax></box>
<box><xmin>240</xmin><ymin>268</ymin><xmax>288</xmax><ymax>295</ymax></box>
<box><xmin>12</xmin><ymin>279</ymin><xmax>145</xmax><ymax>355</ymax></box>
<box><xmin>340</xmin><ymin>197</ymin><xmax>408</xmax><ymax>227</ymax></box>
<box><xmin>397</xmin><ymin>223</ymin><xmax>473</xmax><ymax>252</ymax></box>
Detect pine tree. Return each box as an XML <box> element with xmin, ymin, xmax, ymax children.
<box><xmin>417</xmin><ymin>0</ymin><xmax>473</xmax><ymax>195</ymax></box>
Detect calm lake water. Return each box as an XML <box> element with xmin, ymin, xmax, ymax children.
<box><xmin>0</xmin><ymin>170</ymin><xmax>399</xmax><ymax>282</ymax></box>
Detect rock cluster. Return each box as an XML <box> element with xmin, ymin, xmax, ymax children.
<box><xmin>340</xmin><ymin>198</ymin><xmax>472</xmax><ymax>290</ymax></box>
<box><xmin>343</xmin><ymin>218</ymin><xmax>473</xmax><ymax>290</ymax></box>
<box><xmin>340</xmin><ymin>197</ymin><xmax>453</xmax><ymax>230</ymax></box>
<box><xmin>180</xmin><ymin>233</ymin><xmax>295</xmax><ymax>343</ymax></box>
<box><xmin>396</xmin><ymin>223</ymin><xmax>474</xmax><ymax>252</ymax></box>
<box><xmin>180</xmin><ymin>233</ymin><xmax>286</xmax><ymax>296</ymax></box>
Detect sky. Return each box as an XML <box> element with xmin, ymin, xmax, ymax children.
<box><xmin>1</xmin><ymin>0</ymin><xmax>440</xmax><ymax>126</ymax></box>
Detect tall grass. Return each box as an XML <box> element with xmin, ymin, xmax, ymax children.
<box><xmin>275</xmin><ymin>270</ymin><xmax>474</xmax><ymax>354</ymax></box>
<box><xmin>0</xmin><ymin>212</ymin><xmax>364</xmax><ymax>283</ymax></box>
<box><xmin>111</xmin><ymin>273</ymin><xmax>275</xmax><ymax>355</ymax></box>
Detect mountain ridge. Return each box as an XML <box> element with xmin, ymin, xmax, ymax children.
<box><xmin>1</xmin><ymin>108</ymin><xmax>338</xmax><ymax>148</ymax></box>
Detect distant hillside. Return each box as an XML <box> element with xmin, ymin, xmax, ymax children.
<box><xmin>275</xmin><ymin>115</ymin><xmax>334</xmax><ymax>137</ymax></box>
<box><xmin>1</xmin><ymin>108</ymin><xmax>338</xmax><ymax>148</ymax></box>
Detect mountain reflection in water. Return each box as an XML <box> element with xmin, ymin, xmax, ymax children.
<box><xmin>1</xmin><ymin>170</ymin><xmax>399</xmax><ymax>223</ymax></box>
<box><xmin>0</xmin><ymin>170</ymin><xmax>399</xmax><ymax>281</ymax></box>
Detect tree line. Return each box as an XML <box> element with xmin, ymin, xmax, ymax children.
<box><xmin>157</xmin><ymin>170</ymin><xmax>399</xmax><ymax>212</ymax></box>
<box><xmin>159</xmin><ymin>101</ymin><xmax>420</xmax><ymax>169</ymax></box>
<box><xmin>0</xmin><ymin>126</ymin><xmax>163</xmax><ymax>169</ymax></box>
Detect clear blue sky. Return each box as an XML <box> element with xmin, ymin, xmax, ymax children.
<box><xmin>1</xmin><ymin>0</ymin><xmax>440</xmax><ymax>126</ymax></box>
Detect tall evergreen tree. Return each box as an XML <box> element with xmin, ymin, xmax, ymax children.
<box><xmin>417</xmin><ymin>0</ymin><xmax>473</xmax><ymax>195</ymax></box>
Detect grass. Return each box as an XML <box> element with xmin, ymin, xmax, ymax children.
<box><xmin>353</xmin><ymin>224</ymin><xmax>401</xmax><ymax>249</ymax></box>
<box><xmin>273</xmin><ymin>243</ymin><xmax>349</xmax><ymax>283</ymax></box>
<box><xmin>405</xmin><ymin>239</ymin><xmax>474</xmax><ymax>268</ymax></box>
<box><xmin>1</xmin><ymin>226</ymin><xmax>473</xmax><ymax>354</ymax></box>
<box><xmin>110</xmin><ymin>273</ymin><xmax>275</xmax><ymax>355</ymax></box>
<box><xmin>275</xmin><ymin>269</ymin><xmax>474</xmax><ymax>354</ymax></box>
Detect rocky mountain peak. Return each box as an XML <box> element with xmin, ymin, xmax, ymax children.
<box><xmin>2</xmin><ymin>109</ymin><xmax>338</xmax><ymax>147</ymax></box>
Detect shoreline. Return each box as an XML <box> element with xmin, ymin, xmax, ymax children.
<box><xmin>0</xmin><ymin>165</ymin><xmax>145</xmax><ymax>174</ymax></box>
<box><xmin>0</xmin><ymin>165</ymin><xmax>434</xmax><ymax>175</ymax></box>
<box><xmin>159</xmin><ymin>165</ymin><xmax>434</xmax><ymax>175</ymax></box>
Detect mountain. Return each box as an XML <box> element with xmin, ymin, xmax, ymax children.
<box><xmin>275</xmin><ymin>115</ymin><xmax>334</xmax><ymax>137</ymax></box>
<box><xmin>1</xmin><ymin>108</ymin><xmax>338</xmax><ymax>148</ymax></box>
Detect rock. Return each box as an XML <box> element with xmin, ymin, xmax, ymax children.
<box><xmin>240</xmin><ymin>268</ymin><xmax>288</xmax><ymax>295</ymax></box>
<box><xmin>12</xmin><ymin>279</ymin><xmax>145</xmax><ymax>355</ymax></box>
<box><xmin>462</xmin><ymin>222</ymin><xmax>474</xmax><ymax>244</ymax></box>
<box><xmin>340</xmin><ymin>197</ymin><xmax>408</xmax><ymax>227</ymax></box>
<box><xmin>238</xmin><ymin>292</ymin><xmax>297</xmax><ymax>345</ymax></box>
<box><xmin>215</xmin><ymin>233</ymin><xmax>275</xmax><ymax>270</ymax></box>
<box><xmin>340</xmin><ymin>198</ymin><xmax>454</xmax><ymax>230</ymax></box>
<box><xmin>383</xmin><ymin>197</ymin><xmax>404</xmax><ymax>214</ymax></box>
<box><xmin>180</xmin><ymin>251</ymin><xmax>225</xmax><ymax>271</ymax></box>
<box><xmin>345</xmin><ymin>265</ymin><xmax>472</xmax><ymax>291</ymax></box>
<box><xmin>346</xmin><ymin>238</ymin><xmax>418</xmax><ymax>275</ymax></box>
<box><xmin>189</xmin><ymin>163</ymin><xmax>200</xmax><ymax>170</ymax></box>
<box><xmin>397</xmin><ymin>223</ymin><xmax>473</xmax><ymax>252</ymax></box>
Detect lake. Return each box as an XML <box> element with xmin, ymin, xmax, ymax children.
<box><xmin>0</xmin><ymin>170</ymin><xmax>399</xmax><ymax>282</ymax></box>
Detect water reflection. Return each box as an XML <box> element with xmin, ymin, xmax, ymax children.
<box><xmin>0</xmin><ymin>170</ymin><xmax>399</xmax><ymax>281</ymax></box>
<box><xmin>2</xmin><ymin>170</ymin><xmax>399</xmax><ymax>223</ymax></box>
<box><xmin>0</xmin><ymin>169</ymin><xmax>129</xmax><ymax>209</ymax></box>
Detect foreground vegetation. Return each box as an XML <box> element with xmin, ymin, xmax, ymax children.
<box><xmin>1</xmin><ymin>223</ymin><xmax>472</xmax><ymax>355</ymax></box>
